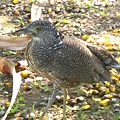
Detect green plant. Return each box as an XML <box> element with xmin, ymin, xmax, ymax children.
<box><xmin>10</xmin><ymin>96</ymin><xmax>25</xmax><ymax>114</ymax></box>
<box><xmin>3</xmin><ymin>51</ymin><xmax>16</xmax><ymax>55</ymax></box>
<box><xmin>76</xmin><ymin>110</ymin><xmax>88</xmax><ymax>120</ymax></box>
<box><xmin>0</xmin><ymin>106</ymin><xmax>5</xmax><ymax>111</ymax></box>
<box><xmin>115</xmin><ymin>113</ymin><xmax>120</xmax><ymax>120</ymax></box>
<box><xmin>40</xmin><ymin>85</ymin><xmax>52</xmax><ymax>92</ymax></box>
<box><xmin>76</xmin><ymin>89</ymin><xmax>82</xmax><ymax>94</ymax></box>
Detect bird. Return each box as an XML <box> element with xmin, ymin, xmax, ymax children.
<box><xmin>13</xmin><ymin>19</ymin><xmax>120</xmax><ymax>120</ymax></box>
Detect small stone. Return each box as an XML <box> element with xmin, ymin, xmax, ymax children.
<box><xmin>42</xmin><ymin>9</ymin><xmax>47</xmax><ymax>14</ymax></box>
<box><xmin>55</xmin><ymin>7</ymin><xmax>61</xmax><ymax>13</ymax></box>
<box><xmin>65</xmin><ymin>7</ymin><xmax>73</xmax><ymax>12</ymax></box>
<box><xmin>73</xmin><ymin>8</ymin><xmax>80</xmax><ymax>13</ymax></box>
<box><xmin>35</xmin><ymin>76</ymin><xmax>43</xmax><ymax>81</ymax></box>
<box><xmin>73</xmin><ymin>31</ymin><xmax>81</xmax><ymax>36</ymax></box>
<box><xmin>6</xmin><ymin>4</ymin><xmax>15</xmax><ymax>7</ymax></box>
<box><xmin>68</xmin><ymin>99</ymin><xmax>77</xmax><ymax>106</ymax></box>
<box><xmin>25</xmin><ymin>78</ymin><xmax>34</xmax><ymax>84</ymax></box>
<box><xmin>14</xmin><ymin>112</ymin><xmax>21</xmax><ymax>117</ymax></box>
<box><xmin>75</xmin><ymin>96</ymin><xmax>85</xmax><ymax>102</ymax></box>
<box><xmin>81</xmin><ymin>102</ymin><xmax>88</xmax><ymax>106</ymax></box>
<box><xmin>113</xmin><ymin>103</ymin><xmax>120</xmax><ymax>108</ymax></box>
<box><xmin>30</xmin><ymin>112</ymin><xmax>35</xmax><ymax>117</ymax></box>
<box><xmin>56</xmin><ymin>95</ymin><xmax>63</xmax><ymax>103</ymax></box>
<box><xmin>94</xmin><ymin>13</ymin><xmax>100</xmax><ymax>17</ymax></box>
<box><xmin>92</xmin><ymin>90</ymin><xmax>99</xmax><ymax>95</ymax></box>
<box><xmin>80</xmin><ymin>9</ymin><xmax>86</xmax><ymax>13</ymax></box>
<box><xmin>39</xmin><ymin>102</ymin><xmax>47</xmax><ymax>107</ymax></box>
<box><xmin>1</xmin><ymin>5</ymin><xmax>6</xmax><ymax>8</ymax></box>
<box><xmin>72</xmin><ymin>22</ymin><xmax>80</xmax><ymax>28</ymax></box>
<box><xmin>72</xmin><ymin>105</ymin><xmax>80</xmax><ymax>111</ymax></box>
<box><xmin>94</xmin><ymin>2</ymin><xmax>102</xmax><ymax>6</ymax></box>
<box><xmin>0</xmin><ymin>111</ymin><xmax>5</xmax><ymax>116</ymax></box>
<box><xmin>113</xmin><ymin>108</ymin><xmax>120</xmax><ymax>113</ymax></box>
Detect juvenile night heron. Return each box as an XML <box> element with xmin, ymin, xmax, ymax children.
<box><xmin>13</xmin><ymin>20</ymin><xmax>120</xmax><ymax>120</ymax></box>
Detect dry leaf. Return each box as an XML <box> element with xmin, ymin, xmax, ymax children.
<box><xmin>0</xmin><ymin>35</ymin><xmax>31</xmax><ymax>50</ymax></box>
<box><xmin>0</xmin><ymin>57</ymin><xmax>14</xmax><ymax>74</ymax></box>
<box><xmin>0</xmin><ymin>58</ymin><xmax>22</xmax><ymax>120</ymax></box>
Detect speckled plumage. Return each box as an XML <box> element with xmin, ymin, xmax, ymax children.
<box><xmin>14</xmin><ymin>20</ymin><xmax>120</xmax><ymax>119</ymax></box>
<box><xmin>26</xmin><ymin>34</ymin><xmax>112</xmax><ymax>88</ymax></box>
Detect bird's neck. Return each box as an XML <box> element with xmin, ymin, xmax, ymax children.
<box><xmin>32</xmin><ymin>30</ymin><xmax>64</xmax><ymax>51</ymax></box>
<box><xmin>34</xmin><ymin>30</ymin><xmax>64</xmax><ymax>44</ymax></box>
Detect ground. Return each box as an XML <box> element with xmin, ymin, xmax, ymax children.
<box><xmin>0</xmin><ymin>0</ymin><xmax>120</xmax><ymax>120</ymax></box>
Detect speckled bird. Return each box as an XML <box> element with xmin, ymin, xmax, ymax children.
<box><xmin>14</xmin><ymin>20</ymin><xmax>120</xmax><ymax>120</ymax></box>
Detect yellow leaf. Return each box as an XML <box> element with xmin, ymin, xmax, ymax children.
<box><xmin>66</xmin><ymin>95</ymin><xmax>70</xmax><ymax>101</ymax></box>
<box><xmin>35</xmin><ymin>84</ymin><xmax>39</xmax><ymax>89</ymax></box>
<box><xmin>110</xmin><ymin>69</ymin><xmax>119</xmax><ymax>79</ymax></box>
<box><xmin>13</xmin><ymin>9</ymin><xmax>20</xmax><ymax>15</ymax></box>
<box><xmin>115</xmin><ymin>80</ymin><xmax>120</xmax><ymax>85</ymax></box>
<box><xmin>28</xmin><ymin>19</ymin><xmax>32</xmax><ymax>23</ymax></box>
<box><xmin>20</xmin><ymin>70</ymin><xmax>30</xmax><ymax>78</ymax></box>
<box><xmin>111</xmin><ymin>76</ymin><xmax>118</xmax><ymax>80</ymax></box>
<box><xmin>13</xmin><ymin>117</ymin><xmax>22</xmax><ymax>120</ymax></box>
<box><xmin>103</xmin><ymin>40</ymin><xmax>112</xmax><ymax>46</ymax></box>
<box><xmin>86</xmin><ymin>36</ymin><xmax>94</xmax><ymax>43</ymax></box>
<box><xmin>81</xmin><ymin>34</ymin><xmax>88</xmax><ymax>40</ymax></box>
<box><xmin>88</xmin><ymin>89</ymin><xmax>94</xmax><ymax>94</ymax></box>
<box><xmin>99</xmin><ymin>99</ymin><xmax>109</xmax><ymax>106</ymax></box>
<box><xmin>13</xmin><ymin>0</ymin><xmax>18</xmax><ymax>4</ymax></box>
<box><xmin>109</xmin><ymin>85</ymin><xmax>115</xmax><ymax>92</ymax></box>
<box><xmin>5</xmin><ymin>82</ymin><xmax>12</xmax><ymax>87</ymax></box>
<box><xmin>116</xmin><ymin>57</ymin><xmax>120</xmax><ymax>63</ymax></box>
<box><xmin>102</xmin><ymin>34</ymin><xmax>109</xmax><ymax>38</ymax></box>
<box><xmin>6</xmin><ymin>102</ymin><xmax>10</xmax><ymax>107</ymax></box>
<box><xmin>95</xmin><ymin>82</ymin><xmax>101</xmax><ymax>88</ymax></box>
<box><xmin>107</xmin><ymin>46</ymin><xmax>114</xmax><ymax>51</ymax></box>
<box><xmin>105</xmin><ymin>88</ymin><xmax>110</xmax><ymax>94</ymax></box>
<box><xmin>93</xmin><ymin>98</ymin><xmax>101</xmax><ymax>102</ymax></box>
<box><xmin>23</xmin><ymin>85</ymin><xmax>28</xmax><ymax>90</ymax></box>
<box><xmin>81</xmin><ymin>105</ymin><xmax>90</xmax><ymax>110</ymax></box>
<box><xmin>47</xmin><ymin>8</ymin><xmax>52</xmax><ymax>13</ymax></box>
<box><xmin>113</xmin><ymin>29</ymin><xmax>119</xmax><ymax>33</ymax></box>
<box><xmin>116</xmin><ymin>12</ymin><xmax>120</xmax><ymax>17</ymax></box>
<box><xmin>104</xmin><ymin>81</ymin><xmax>110</xmax><ymax>87</ymax></box>
<box><xmin>117</xmin><ymin>45</ymin><xmax>120</xmax><ymax>51</ymax></box>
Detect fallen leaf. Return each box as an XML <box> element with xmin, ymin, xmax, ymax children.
<box><xmin>0</xmin><ymin>57</ymin><xmax>14</xmax><ymax>74</ymax></box>
<box><xmin>13</xmin><ymin>0</ymin><xmax>19</xmax><ymax>4</ymax></box>
<box><xmin>99</xmin><ymin>99</ymin><xmax>110</xmax><ymax>106</ymax></box>
<box><xmin>0</xmin><ymin>35</ymin><xmax>31</xmax><ymax>50</ymax></box>
<box><xmin>0</xmin><ymin>58</ymin><xmax>22</xmax><ymax>120</ymax></box>
<box><xmin>81</xmin><ymin>105</ymin><xmax>91</xmax><ymax>110</ymax></box>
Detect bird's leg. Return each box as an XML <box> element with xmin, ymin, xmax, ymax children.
<box><xmin>39</xmin><ymin>85</ymin><xmax>57</xmax><ymax>120</ymax></box>
<box><xmin>62</xmin><ymin>88</ymin><xmax>68</xmax><ymax>120</ymax></box>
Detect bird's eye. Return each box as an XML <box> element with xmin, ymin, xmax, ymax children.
<box><xmin>35</xmin><ymin>26</ymin><xmax>41</xmax><ymax>31</ymax></box>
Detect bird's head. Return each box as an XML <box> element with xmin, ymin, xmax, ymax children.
<box><xmin>13</xmin><ymin>20</ymin><xmax>56</xmax><ymax>36</ymax></box>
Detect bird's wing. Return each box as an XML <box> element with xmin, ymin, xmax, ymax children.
<box><xmin>87</xmin><ymin>44</ymin><xmax>120</xmax><ymax>68</ymax></box>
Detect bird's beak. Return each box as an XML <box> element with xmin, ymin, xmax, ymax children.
<box><xmin>12</xmin><ymin>28</ymin><xmax>26</xmax><ymax>35</ymax></box>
